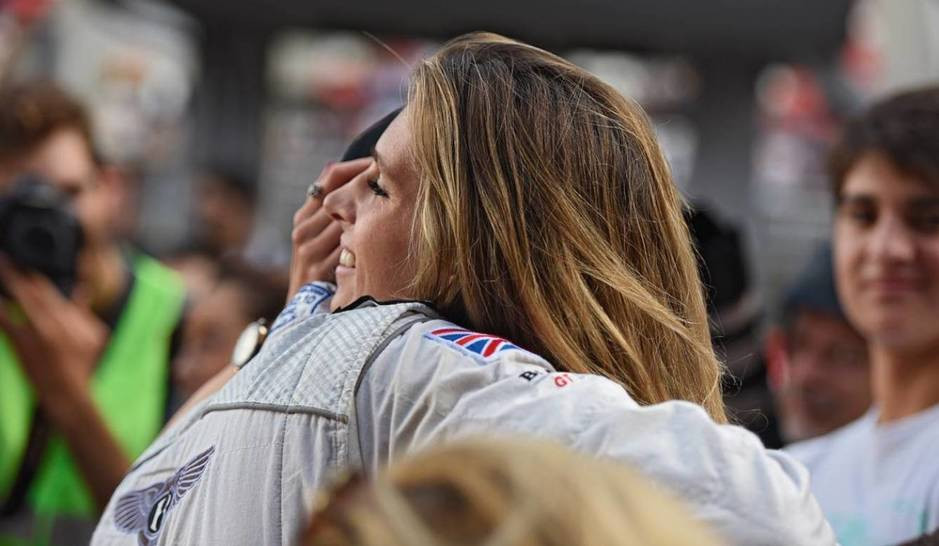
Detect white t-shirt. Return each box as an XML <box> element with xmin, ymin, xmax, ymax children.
<box><xmin>787</xmin><ymin>404</ymin><xmax>939</xmax><ymax>546</ymax></box>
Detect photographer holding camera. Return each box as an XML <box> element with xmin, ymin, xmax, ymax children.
<box><xmin>0</xmin><ymin>82</ymin><xmax>186</xmax><ymax>543</ymax></box>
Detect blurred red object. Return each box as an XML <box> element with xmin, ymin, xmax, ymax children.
<box><xmin>3</xmin><ymin>0</ymin><xmax>54</xmax><ymax>24</ymax></box>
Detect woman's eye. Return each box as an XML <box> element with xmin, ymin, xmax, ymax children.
<box><xmin>368</xmin><ymin>178</ymin><xmax>389</xmax><ymax>198</ymax></box>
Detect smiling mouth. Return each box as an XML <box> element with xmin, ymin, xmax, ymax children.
<box><xmin>339</xmin><ymin>248</ymin><xmax>356</xmax><ymax>268</ymax></box>
<box><xmin>866</xmin><ymin>278</ymin><xmax>921</xmax><ymax>294</ymax></box>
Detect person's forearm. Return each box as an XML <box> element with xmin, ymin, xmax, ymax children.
<box><xmin>42</xmin><ymin>388</ymin><xmax>130</xmax><ymax>511</ymax></box>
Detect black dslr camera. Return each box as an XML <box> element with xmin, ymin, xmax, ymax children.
<box><xmin>0</xmin><ymin>174</ymin><xmax>84</xmax><ymax>297</ymax></box>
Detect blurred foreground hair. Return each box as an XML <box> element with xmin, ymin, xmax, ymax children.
<box><xmin>302</xmin><ymin>438</ymin><xmax>723</xmax><ymax>546</ymax></box>
<box><xmin>408</xmin><ymin>32</ymin><xmax>726</xmax><ymax>421</ymax></box>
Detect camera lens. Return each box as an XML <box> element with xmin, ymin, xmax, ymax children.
<box><xmin>20</xmin><ymin>223</ymin><xmax>58</xmax><ymax>258</ymax></box>
<box><xmin>0</xmin><ymin>174</ymin><xmax>83</xmax><ymax>296</ymax></box>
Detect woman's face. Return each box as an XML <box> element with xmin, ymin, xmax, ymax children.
<box><xmin>834</xmin><ymin>152</ymin><xmax>939</xmax><ymax>352</ymax></box>
<box><xmin>323</xmin><ymin>109</ymin><xmax>420</xmax><ymax>310</ymax></box>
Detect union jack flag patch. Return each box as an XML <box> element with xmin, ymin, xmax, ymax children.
<box><xmin>427</xmin><ymin>327</ymin><xmax>523</xmax><ymax>360</ymax></box>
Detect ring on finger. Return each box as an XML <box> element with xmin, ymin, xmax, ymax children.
<box><xmin>307</xmin><ymin>182</ymin><xmax>324</xmax><ymax>200</ymax></box>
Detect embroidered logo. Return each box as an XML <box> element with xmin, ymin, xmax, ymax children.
<box><xmin>270</xmin><ymin>282</ymin><xmax>333</xmax><ymax>333</ymax></box>
<box><xmin>427</xmin><ymin>327</ymin><xmax>525</xmax><ymax>359</ymax></box>
<box><xmin>114</xmin><ymin>446</ymin><xmax>215</xmax><ymax>546</ymax></box>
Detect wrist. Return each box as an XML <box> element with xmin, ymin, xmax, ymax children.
<box><xmin>40</xmin><ymin>377</ymin><xmax>95</xmax><ymax>429</ymax></box>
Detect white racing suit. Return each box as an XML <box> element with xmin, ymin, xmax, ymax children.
<box><xmin>92</xmin><ymin>282</ymin><xmax>835</xmax><ymax>545</ymax></box>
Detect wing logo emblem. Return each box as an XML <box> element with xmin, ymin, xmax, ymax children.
<box><xmin>113</xmin><ymin>446</ymin><xmax>215</xmax><ymax>546</ymax></box>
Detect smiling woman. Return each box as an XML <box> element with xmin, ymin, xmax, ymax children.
<box><xmin>323</xmin><ymin>35</ymin><xmax>725</xmax><ymax>418</ymax></box>
<box><xmin>323</xmin><ymin>110</ymin><xmax>420</xmax><ymax>311</ymax></box>
<box><xmin>91</xmin><ymin>33</ymin><xmax>836</xmax><ymax>546</ymax></box>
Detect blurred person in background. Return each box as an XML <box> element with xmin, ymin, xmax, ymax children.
<box><xmin>0</xmin><ymin>81</ymin><xmax>186</xmax><ymax>544</ymax></box>
<box><xmin>765</xmin><ymin>242</ymin><xmax>871</xmax><ymax>444</ymax></box>
<box><xmin>193</xmin><ymin>166</ymin><xmax>289</xmax><ymax>269</ymax></box>
<box><xmin>787</xmin><ymin>86</ymin><xmax>939</xmax><ymax>546</ymax></box>
<box><xmin>161</xmin><ymin>247</ymin><xmax>219</xmax><ymax>307</ymax></box>
<box><xmin>302</xmin><ymin>437</ymin><xmax>724</xmax><ymax>546</ymax></box>
<box><xmin>685</xmin><ymin>206</ymin><xmax>781</xmax><ymax>447</ymax></box>
<box><xmin>173</xmin><ymin>260</ymin><xmax>287</xmax><ymax>401</ymax></box>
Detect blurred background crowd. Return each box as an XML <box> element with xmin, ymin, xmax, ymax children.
<box><xmin>1</xmin><ymin>0</ymin><xmax>938</xmax><ymax>544</ymax></box>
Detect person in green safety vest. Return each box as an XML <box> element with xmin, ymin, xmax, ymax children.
<box><xmin>0</xmin><ymin>81</ymin><xmax>186</xmax><ymax>544</ymax></box>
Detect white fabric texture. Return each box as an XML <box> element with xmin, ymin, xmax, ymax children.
<box><xmin>359</xmin><ymin>317</ymin><xmax>836</xmax><ymax>545</ymax></box>
<box><xmin>92</xmin><ymin>288</ymin><xmax>426</xmax><ymax>546</ymax></box>
<box><xmin>787</xmin><ymin>404</ymin><xmax>939</xmax><ymax>546</ymax></box>
<box><xmin>92</xmin><ymin>283</ymin><xmax>835</xmax><ymax>545</ymax></box>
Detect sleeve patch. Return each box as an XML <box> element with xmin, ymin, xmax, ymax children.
<box><xmin>270</xmin><ymin>282</ymin><xmax>334</xmax><ymax>333</ymax></box>
<box><xmin>425</xmin><ymin>327</ymin><xmax>528</xmax><ymax>361</ymax></box>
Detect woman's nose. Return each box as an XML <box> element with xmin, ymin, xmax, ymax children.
<box><xmin>323</xmin><ymin>183</ymin><xmax>355</xmax><ymax>225</ymax></box>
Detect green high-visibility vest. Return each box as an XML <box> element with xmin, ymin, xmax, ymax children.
<box><xmin>0</xmin><ymin>254</ymin><xmax>185</xmax><ymax>524</ymax></box>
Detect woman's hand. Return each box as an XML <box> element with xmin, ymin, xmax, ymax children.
<box><xmin>287</xmin><ymin>158</ymin><xmax>371</xmax><ymax>300</ymax></box>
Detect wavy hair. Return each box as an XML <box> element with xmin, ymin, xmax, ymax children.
<box><xmin>408</xmin><ymin>32</ymin><xmax>725</xmax><ymax>422</ymax></box>
<box><xmin>304</xmin><ymin>437</ymin><xmax>723</xmax><ymax>545</ymax></box>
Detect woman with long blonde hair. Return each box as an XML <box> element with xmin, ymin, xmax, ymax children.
<box><xmin>92</xmin><ymin>33</ymin><xmax>833</xmax><ymax>545</ymax></box>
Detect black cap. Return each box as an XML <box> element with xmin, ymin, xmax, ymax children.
<box><xmin>782</xmin><ymin>242</ymin><xmax>845</xmax><ymax>323</ymax></box>
<box><xmin>685</xmin><ymin>205</ymin><xmax>749</xmax><ymax>314</ymax></box>
<box><xmin>340</xmin><ymin>107</ymin><xmax>403</xmax><ymax>162</ymax></box>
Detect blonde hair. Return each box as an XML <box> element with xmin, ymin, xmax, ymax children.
<box><xmin>408</xmin><ymin>32</ymin><xmax>726</xmax><ymax>421</ymax></box>
<box><xmin>303</xmin><ymin>437</ymin><xmax>724</xmax><ymax>546</ymax></box>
